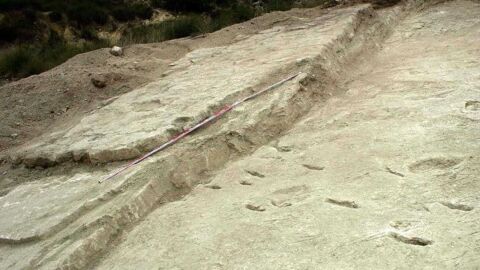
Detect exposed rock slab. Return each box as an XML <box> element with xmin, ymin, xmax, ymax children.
<box><xmin>1</xmin><ymin>4</ymin><xmax>387</xmax><ymax>270</ymax></box>
<box><xmin>2</xmin><ymin>1</ymin><xmax>478</xmax><ymax>269</ymax></box>
<box><xmin>96</xmin><ymin>1</ymin><xmax>480</xmax><ymax>269</ymax></box>
<box><xmin>13</xmin><ymin>5</ymin><xmax>371</xmax><ymax>166</ymax></box>
<box><xmin>0</xmin><ymin>172</ymin><xmax>122</xmax><ymax>243</ymax></box>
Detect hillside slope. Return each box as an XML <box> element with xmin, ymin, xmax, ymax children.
<box><xmin>0</xmin><ymin>0</ymin><xmax>479</xmax><ymax>269</ymax></box>
<box><xmin>98</xmin><ymin>1</ymin><xmax>480</xmax><ymax>269</ymax></box>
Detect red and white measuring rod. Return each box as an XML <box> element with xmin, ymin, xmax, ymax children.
<box><xmin>100</xmin><ymin>72</ymin><xmax>301</xmax><ymax>183</ymax></box>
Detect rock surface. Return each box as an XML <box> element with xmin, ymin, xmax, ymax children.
<box><xmin>109</xmin><ymin>46</ymin><xmax>124</xmax><ymax>57</ymax></box>
<box><xmin>91</xmin><ymin>75</ymin><xmax>107</xmax><ymax>88</ymax></box>
<box><xmin>12</xmin><ymin>5</ymin><xmax>372</xmax><ymax>166</ymax></box>
<box><xmin>0</xmin><ymin>1</ymin><xmax>479</xmax><ymax>269</ymax></box>
<box><xmin>95</xmin><ymin>2</ymin><xmax>480</xmax><ymax>269</ymax></box>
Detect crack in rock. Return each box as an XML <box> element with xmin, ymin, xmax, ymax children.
<box><xmin>245</xmin><ymin>170</ymin><xmax>265</xmax><ymax>178</ymax></box>
<box><xmin>389</xmin><ymin>232</ymin><xmax>433</xmax><ymax>246</ymax></box>
<box><xmin>440</xmin><ymin>201</ymin><xmax>474</xmax><ymax>211</ymax></box>
<box><xmin>302</xmin><ymin>164</ymin><xmax>325</xmax><ymax>171</ymax></box>
<box><xmin>325</xmin><ymin>198</ymin><xmax>359</xmax><ymax>209</ymax></box>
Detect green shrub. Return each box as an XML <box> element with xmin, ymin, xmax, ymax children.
<box><xmin>132</xmin><ymin>2</ymin><xmax>154</xmax><ymax>20</ymax></box>
<box><xmin>162</xmin><ymin>15</ymin><xmax>207</xmax><ymax>39</ymax></box>
<box><xmin>211</xmin><ymin>3</ymin><xmax>255</xmax><ymax>30</ymax></box>
<box><xmin>120</xmin><ymin>15</ymin><xmax>207</xmax><ymax>45</ymax></box>
<box><xmin>0</xmin><ymin>13</ymin><xmax>36</xmax><ymax>42</ymax></box>
<box><xmin>0</xmin><ymin>0</ymin><xmax>341</xmax><ymax>80</ymax></box>
<box><xmin>152</xmin><ymin>0</ymin><xmax>243</xmax><ymax>13</ymax></box>
<box><xmin>79</xmin><ymin>27</ymin><xmax>99</xmax><ymax>40</ymax></box>
<box><xmin>48</xmin><ymin>11</ymin><xmax>63</xmax><ymax>22</ymax></box>
<box><xmin>0</xmin><ymin>37</ymin><xmax>110</xmax><ymax>79</ymax></box>
<box><xmin>150</xmin><ymin>0</ymin><xmax>163</xmax><ymax>8</ymax></box>
<box><xmin>0</xmin><ymin>0</ymin><xmax>35</xmax><ymax>11</ymax></box>
<box><xmin>66</xmin><ymin>2</ymin><xmax>108</xmax><ymax>25</ymax></box>
<box><xmin>265</xmin><ymin>0</ymin><xmax>295</xmax><ymax>12</ymax></box>
<box><xmin>113</xmin><ymin>3</ymin><xmax>154</xmax><ymax>22</ymax></box>
<box><xmin>0</xmin><ymin>46</ymin><xmax>32</xmax><ymax>77</ymax></box>
<box><xmin>299</xmin><ymin>0</ymin><xmax>338</xmax><ymax>8</ymax></box>
<box><xmin>23</xmin><ymin>7</ymin><xmax>37</xmax><ymax>21</ymax></box>
<box><xmin>154</xmin><ymin>0</ymin><xmax>216</xmax><ymax>13</ymax></box>
<box><xmin>38</xmin><ymin>0</ymin><xmax>66</xmax><ymax>13</ymax></box>
<box><xmin>112</xmin><ymin>6</ymin><xmax>137</xmax><ymax>22</ymax></box>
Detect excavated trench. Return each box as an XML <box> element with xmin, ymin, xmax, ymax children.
<box><xmin>0</xmin><ymin>1</ymin><xmax>450</xmax><ymax>269</ymax></box>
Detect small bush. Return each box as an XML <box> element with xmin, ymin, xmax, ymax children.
<box><xmin>162</xmin><ymin>15</ymin><xmax>207</xmax><ymax>39</ymax></box>
<box><xmin>299</xmin><ymin>0</ymin><xmax>338</xmax><ymax>8</ymax></box>
<box><xmin>0</xmin><ymin>13</ymin><xmax>36</xmax><ymax>42</ymax></box>
<box><xmin>132</xmin><ymin>2</ymin><xmax>154</xmax><ymax>20</ymax></box>
<box><xmin>372</xmin><ymin>0</ymin><xmax>402</xmax><ymax>8</ymax></box>
<box><xmin>113</xmin><ymin>3</ymin><xmax>154</xmax><ymax>22</ymax></box>
<box><xmin>0</xmin><ymin>37</ymin><xmax>110</xmax><ymax>79</ymax></box>
<box><xmin>48</xmin><ymin>11</ymin><xmax>63</xmax><ymax>22</ymax></box>
<box><xmin>66</xmin><ymin>2</ymin><xmax>108</xmax><ymax>25</ymax></box>
<box><xmin>0</xmin><ymin>0</ymin><xmax>36</xmax><ymax>11</ymax></box>
<box><xmin>112</xmin><ymin>6</ymin><xmax>136</xmax><ymax>22</ymax></box>
<box><xmin>79</xmin><ymin>27</ymin><xmax>99</xmax><ymax>40</ymax></box>
<box><xmin>265</xmin><ymin>0</ymin><xmax>295</xmax><ymax>12</ymax></box>
<box><xmin>150</xmin><ymin>0</ymin><xmax>163</xmax><ymax>8</ymax></box>
<box><xmin>211</xmin><ymin>3</ymin><xmax>255</xmax><ymax>30</ymax></box>
<box><xmin>0</xmin><ymin>0</ymin><xmax>341</xmax><ymax>80</ymax></box>
<box><xmin>23</xmin><ymin>7</ymin><xmax>37</xmax><ymax>21</ymax></box>
<box><xmin>0</xmin><ymin>46</ymin><xmax>32</xmax><ymax>77</ymax></box>
<box><xmin>120</xmin><ymin>15</ymin><xmax>207</xmax><ymax>45</ymax></box>
<box><xmin>156</xmin><ymin>0</ymin><xmax>216</xmax><ymax>13</ymax></box>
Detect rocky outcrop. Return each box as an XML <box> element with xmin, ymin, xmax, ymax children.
<box><xmin>1</xmin><ymin>1</ymin><xmax>479</xmax><ymax>269</ymax></box>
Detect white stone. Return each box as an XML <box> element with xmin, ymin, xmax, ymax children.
<box><xmin>109</xmin><ymin>46</ymin><xmax>123</xmax><ymax>57</ymax></box>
